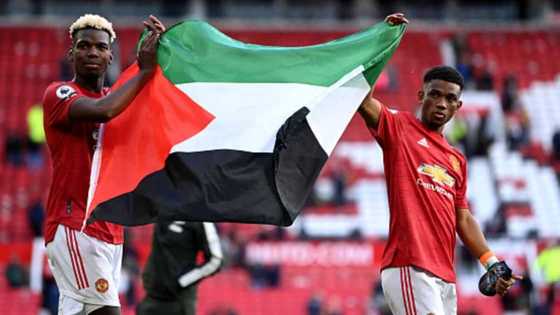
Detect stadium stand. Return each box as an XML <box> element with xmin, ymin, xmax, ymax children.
<box><xmin>1</xmin><ymin>17</ymin><xmax>560</xmax><ymax>315</ymax></box>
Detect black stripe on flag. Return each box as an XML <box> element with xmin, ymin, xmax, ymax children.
<box><xmin>89</xmin><ymin>107</ymin><xmax>328</xmax><ymax>226</ymax></box>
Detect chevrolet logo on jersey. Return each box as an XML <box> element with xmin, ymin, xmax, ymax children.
<box><xmin>417</xmin><ymin>164</ymin><xmax>455</xmax><ymax>188</ymax></box>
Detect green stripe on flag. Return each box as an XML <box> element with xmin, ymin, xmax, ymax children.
<box><xmin>143</xmin><ymin>21</ymin><xmax>405</xmax><ymax>86</ymax></box>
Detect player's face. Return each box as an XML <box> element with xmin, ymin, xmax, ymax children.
<box><xmin>418</xmin><ymin>79</ymin><xmax>462</xmax><ymax>131</ymax></box>
<box><xmin>70</xmin><ymin>29</ymin><xmax>112</xmax><ymax>79</ymax></box>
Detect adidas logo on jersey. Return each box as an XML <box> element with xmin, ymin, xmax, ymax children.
<box><xmin>417</xmin><ymin>138</ymin><xmax>429</xmax><ymax>148</ymax></box>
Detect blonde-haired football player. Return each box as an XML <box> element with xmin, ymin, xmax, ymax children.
<box><xmin>43</xmin><ymin>14</ymin><xmax>165</xmax><ymax>315</ymax></box>
<box><xmin>69</xmin><ymin>14</ymin><xmax>117</xmax><ymax>43</ymax></box>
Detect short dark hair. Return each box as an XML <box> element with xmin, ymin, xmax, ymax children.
<box><xmin>423</xmin><ymin>66</ymin><xmax>464</xmax><ymax>90</ymax></box>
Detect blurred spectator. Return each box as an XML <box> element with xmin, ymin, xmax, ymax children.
<box><xmin>248</xmin><ymin>263</ymin><xmax>280</xmax><ymax>289</ymax></box>
<box><xmin>456</xmin><ymin>52</ymin><xmax>474</xmax><ymax>89</ymax></box>
<box><xmin>451</xmin><ymin>33</ymin><xmax>474</xmax><ymax>88</ymax></box>
<box><xmin>41</xmin><ymin>256</ymin><xmax>59</xmax><ymax>315</ymax></box>
<box><xmin>447</xmin><ymin>112</ymin><xmax>496</xmax><ymax>158</ymax></box>
<box><xmin>475</xmin><ymin>67</ymin><xmax>494</xmax><ymax>91</ymax></box>
<box><xmin>5</xmin><ymin>133</ymin><xmax>25</xmax><ymax>166</ymax></box>
<box><xmin>138</xmin><ymin>221</ymin><xmax>223</xmax><ymax>315</ymax></box>
<box><xmin>553</xmin><ymin>130</ymin><xmax>560</xmax><ymax>182</ymax></box>
<box><xmin>504</xmin><ymin>104</ymin><xmax>530</xmax><ymax>151</ymax></box>
<box><xmin>220</xmin><ymin>229</ymin><xmax>247</xmax><ymax>268</ymax></box>
<box><xmin>451</xmin><ymin>33</ymin><xmax>468</xmax><ymax>64</ymax></box>
<box><xmin>537</xmin><ymin>241</ymin><xmax>560</xmax><ymax>283</ymax></box>
<box><xmin>501</xmin><ymin>75</ymin><xmax>519</xmax><ymax>113</ymax></box>
<box><xmin>306</xmin><ymin>292</ymin><xmax>323</xmax><ymax>315</ymax></box>
<box><xmin>328</xmin><ymin>158</ymin><xmax>348</xmax><ymax>208</ymax></box>
<box><xmin>484</xmin><ymin>204</ymin><xmax>507</xmax><ymax>238</ymax></box>
<box><xmin>501</xmin><ymin>75</ymin><xmax>530</xmax><ymax>151</ymax></box>
<box><xmin>552</xmin><ymin>129</ymin><xmax>560</xmax><ymax>161</ymax></box>
<box><xmin>370</xmin><ymin>280</ymin><xmax>391</xmax><ymax>315</ymax></box>
<box><xmin>447</xmin><ymin>116</ymin><xmax>469</xmax><ymax>155</ymax></box>
<box><xmin>121</xmin><ymin>232</ymin><xmax>140</xmax><ymax>306</ymax></box>
<box><xmin>500</xmin><ymin>272</ymin><xmax>534</xmax><ymax>315</ymax></box>
<box><xmin>349</xmin><ymin>228</ymin><xmax>363</xmax><ymax>240</ymax></box>
<box><xmin>472</xmin><ymin>114</ymin><xmax>494</xmax><ymax>157</ymax></box>
<box><xmin>5</xmin><ymin>255</ymin><xmax>28</xmax><ymax>288</ymax></box>
<box><xmin>28</xmin><ymin>200</ymin><xmax>45</xmax><ymax>238</ymax></box>
<box><xmin>536</xmin><ymin>241</ymin><xmax>560</xmax><ymax>314</ymax></box>
<box><xmin>26</xmin><ymin>104</ymin><xmax>45</xmax><ymax>168</ymax></box>
<box><xmin>331</xmin><ymin>168</ymin><xmax>347</xmax><ymax>207</ymax></box>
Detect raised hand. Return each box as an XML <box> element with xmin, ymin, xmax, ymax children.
<box><xmin>143</xmin><ymin>15</ymin><xmax>166</xmax><ymax>34</ymax></box>
<box><xmin>496</xmin><ymin>273</ymin><xmax>523</xmax><ymax>296</ymax></box>
<box><xmin>385</xmin><ymin>13</ymin><xmax>409</xmax><ymax>26</ymax></box>
<box><xmin>138</xmin><ymin>15</ymin><xmax>166</xmax><ymax>74</ymax></box>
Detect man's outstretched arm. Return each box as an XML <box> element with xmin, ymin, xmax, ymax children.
<box><xmin>358</xmin><ymin>13</ymin><xmax>408</xmax><ymax>130</ymax></box>
<box><xmin>358</xmin><ymin>92</ymin><xmax>383</xmax><ymax>129</ymax></box>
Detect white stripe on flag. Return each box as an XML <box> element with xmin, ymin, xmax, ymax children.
<box><xmin>172</xmin><ymin>67</ymin><xmax>367</xmax><ymax>156</ymax></box>
<box><xmin>172</xmin><ymin>82</ymin><xmax>326</xmax><ymax>154</ymax></box>
<box><xmin>306</xmin><ymin>66</ymin><xmax>369</xmax><ymax>155</ymax></box>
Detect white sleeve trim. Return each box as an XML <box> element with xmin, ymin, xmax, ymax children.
<box><xmin>178</xmin><ymin>222</ymin><xmax>223</xmax><ymax>287</ymax></box>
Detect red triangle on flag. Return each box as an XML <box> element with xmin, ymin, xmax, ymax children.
<box><xmin>86</xmin><ymin>64</ymin><xmax>215</xmax><ymax>218</ymax></box>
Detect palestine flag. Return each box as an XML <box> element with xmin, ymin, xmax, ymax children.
<box><xmin>86</xmin><ymin>20</ymin><xmax>405</xmax><ymax>227</ymax></box>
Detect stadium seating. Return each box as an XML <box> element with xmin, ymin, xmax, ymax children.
<box><xmin>1</xmin><ymin>24</ymin><xmax>560</xmax><ymax>315</ymax></box>
<box><xmin>0</xmin><ymin>263</ymin><xmax>40</xmax><ymax>315</ymax></box>
<box><xmin>521</xmin><ymin>78</ymin><xmax>560</xmax><ymax>151</ymax></box>
<box><xmin>467</xmin><ymin>157</ymin><xmax>499</xmax><ymax>227</ymax></box>
<box><xmin>467</xmin><ymin>31</ymin><xmax>560</xmax><ymax>90</ymax></box>
<box><xmin>197</xmin><ymin>266</ymin><xmax>377</xmax><ymax>315</ymax></box>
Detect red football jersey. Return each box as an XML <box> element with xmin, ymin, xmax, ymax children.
<box><xmin>43</xmin><ymin>81</ymin><xmax>123</xmax><ymax>245</ymax></box>
<box><xmin>371</xmin><ymin>105</ymin><xmax>468</xmax><ymax>283</ymax></box>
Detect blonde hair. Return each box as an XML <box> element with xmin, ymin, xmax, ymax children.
<box><xmin>69</xmin><ymin>14</ymin><xmax>116</xmax><ymax>43</ymax></box>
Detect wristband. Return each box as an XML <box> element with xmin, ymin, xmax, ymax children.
<box><xmin>479</xmin><ymin>251</ymin><xmax>499</xmax><ymax>270</ymax></box>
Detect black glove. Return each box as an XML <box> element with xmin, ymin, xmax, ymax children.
<box><xmin>478</xmin><ymin>261</ymin><xmax>512</xmax><ymax>296</ymax></box>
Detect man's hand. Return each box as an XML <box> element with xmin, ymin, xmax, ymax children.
<box><xmin>143</xmin><ymin>15</ymin><xmax>166</xmax><ymax>34</ymax></box>
<box><xmin>385</xmin><ymin>13</ymin><xmax>409</xmax><ymax>26</ymax></box>
<box><xmin>138</xmin><ymin>15</ymin><xmax>166</xmax><ymax>75</ymax></box>
<box><xmin>478</xmin><ymin>261</ymin><xmax>523</xmax><ymax>296</ymax></box>
<box><xmin>495</xmin><ymin>273</ymin><xmax>523</xmax><ymax>296</ymax></box>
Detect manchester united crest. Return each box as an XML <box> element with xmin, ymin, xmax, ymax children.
<box><xmin>449</xmin><ymin>155</ymin><xmax>461</xmax><ymax>173</ymax></box>
<box><xmin>95</xmin><ymin>278</ymin><xmax>109</xmax><ymax>293</ymax></box>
